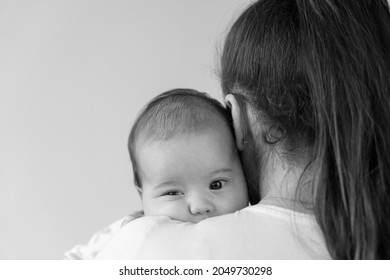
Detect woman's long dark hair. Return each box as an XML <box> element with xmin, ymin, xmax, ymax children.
<box><xmin>221</xmin><ymin>0</ymin><xmax>390</xmax><ymax>259</ymax></box>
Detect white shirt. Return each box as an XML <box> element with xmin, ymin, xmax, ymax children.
<box><xmin>92</xmin><ymin>205</ymin><xmax>330</xmax><ymax>259</ymax></box>
<box><xmin>64</xmin><ymin>211</ymin><xmax>143</xmax><ymax>260</ymax></box>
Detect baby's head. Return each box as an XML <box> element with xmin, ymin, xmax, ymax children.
<box><xmin>128</xmin><ymin>89</ymin><xmax>248</xmax><ymax>223</ymax></box>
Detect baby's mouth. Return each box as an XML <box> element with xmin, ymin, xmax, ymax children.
<box><xmin>191</xmin><ymin>215</ymin><xmax>210</xmax><ymax>223</ymax></box>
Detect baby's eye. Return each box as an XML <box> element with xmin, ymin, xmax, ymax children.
<box><xmin>163</xmin><ymin>190</ymin><xmax>183</xmax><ymax>196</ymax></box>
<box><xmin>209</xmin><ymin>180</ymin><xmax>226</xmax><ymax>190</ymax></box>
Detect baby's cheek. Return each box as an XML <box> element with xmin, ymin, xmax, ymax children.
<box><xmin>230</xmin><ymin>182</ymin><xmax>249</xmax><ymax>211</ymax></box>
<box><xmin>143</xmin><ymin>198</ymin><xmax>183</xmax><ymax>219</ymax></box>
<box><xmin>142</xmin><ymin>197</ymin><xmax>160</xmax><ymax>216</ymax></box>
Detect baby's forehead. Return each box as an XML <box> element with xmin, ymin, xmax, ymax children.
<box><xmin>137</xmin><ymin>124</ymin><xmax>236</xmax><ymax>153</ymax></box>
<box><xmin>141</xmin><ymin>109</ymin><xmax>231</xmax><ymax>140</ymax></box>
<box><xmin>139</xmin><ymin>134</ymin><xmax>239</xmax><ymax>182</ymax></box>
<box><xmin>136</xmin><ymin>129</ymin><xmax>240</xmax><ymax>182</ymax></box>
<box><xmin>143</xmin><ymin>115</ymin><xmax>232</xmax><ymax>138</ymax></box>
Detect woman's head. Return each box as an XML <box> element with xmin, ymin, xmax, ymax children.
<box><xmin>221</xmin><ymin>0</ymin><xmax>390</xmax><ymax>259</ymax></box>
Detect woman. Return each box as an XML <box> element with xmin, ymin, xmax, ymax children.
<box><xmin>219</xmin><ymin>0</ymin><xmax>390</xmax><ymax>259</ymax></box>
<box><xmin>67</xmin><ymin>0</ymin><xmax>390</xmax><ymax>259</ymax></box>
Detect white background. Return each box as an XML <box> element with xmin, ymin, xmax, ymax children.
<box><xmin>0</xmin><ymin>0</ymin><xmax>251</xmax><ymax>259</ymax></box>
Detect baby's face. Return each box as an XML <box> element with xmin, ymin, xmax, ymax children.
<box><xmin>136</xmin><ymin>127</ymin><xmax>248</xmax><ymax>223</ymax></box>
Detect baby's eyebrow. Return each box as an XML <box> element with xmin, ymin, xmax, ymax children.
<box><xmin>154</xmin><ymin>181</ymin><xmax>182</xmax><ymax>189</ymax></box>
<box><xmin>208</xmin><ymin>168</ymin><xmax>233</xmax><ymax>176</ymax></box>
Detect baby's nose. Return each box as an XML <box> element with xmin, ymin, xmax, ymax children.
<box><xmin>188</xmin><ymin>193</ymin><xmax>215</xmax><ymax>216</ymax></box>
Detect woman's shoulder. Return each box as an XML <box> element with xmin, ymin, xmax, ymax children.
<box><xmin>64</xmin><ymin>211</ymin><xmax>143</xmax><ymax>260</ymax></box>
<box><xmin>198</xmin><ymin>204</ymin><xmax>329</xmax><ymax>259</ymax></box>
<box><xmin>96</xmin><ymin>205</ymin><xmax>331</xmax><ymax>259</ymax></box>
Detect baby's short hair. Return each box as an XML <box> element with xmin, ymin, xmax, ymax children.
<box><xmin>128</xmin><ymin>88</ymin><xmax>234</xmax><ymax>187</ymax></box>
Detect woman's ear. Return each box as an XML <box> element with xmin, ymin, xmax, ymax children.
<box><xmin>225</xmin><ymin>94</ymin><xmax>245</xmax><ymax>151</ymax></box>
<box><xmin>136</xmin><ymin>186</ymin><xmax>142</xmax><ymax>196</ymax></box>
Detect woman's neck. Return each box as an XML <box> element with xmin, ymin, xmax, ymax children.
<box><xmin>259</xmin><ymin>152</ymin><xmax>314</xmax><ymax>214</ymax></box>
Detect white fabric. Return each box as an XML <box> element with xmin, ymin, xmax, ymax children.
<box><xmin>64</xmin><ymin>211</ymin><xmax>143</xmax><ymax>260</ymax></box>
<box><xmin>95</xmin><ymin>204</ymin><xmax>331</xmax><ymax>259</ymax></box>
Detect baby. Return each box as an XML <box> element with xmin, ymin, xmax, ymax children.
<box><xmin>64</xmin><ymin>88</ymin><xmax>250</xmax><ymax>259</ymax></box>
<box><xmin>128</xmin><ymin>88</ymin><xmax>249</xmax><ymax>223</ymax></box>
